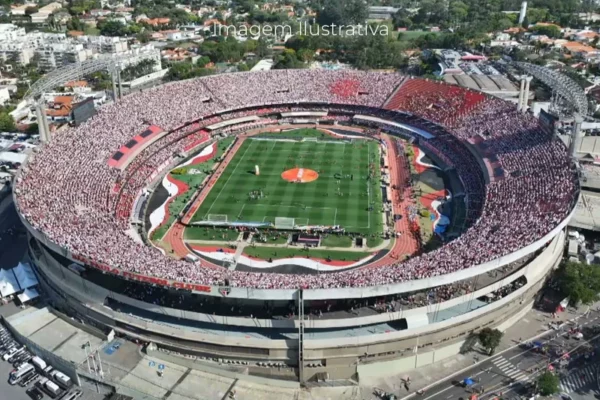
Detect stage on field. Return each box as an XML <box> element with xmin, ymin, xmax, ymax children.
<box><xmin>189</xmin><ymin>129</ymin><xmax>384</xmax><ymax>237</ymax></box>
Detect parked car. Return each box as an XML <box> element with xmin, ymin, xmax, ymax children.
<box><xmin>20</xmin><ymin>372</ymin><xmax>39</xmax><ymax>387</ymax></box>
<box><xmin>26</xmin><ymin>387</ymin><xmax>44</xmax><ymax>400</ymax></box>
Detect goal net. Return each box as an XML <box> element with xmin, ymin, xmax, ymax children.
<box><xmin>302</xmin><ymin>137</ymin><xmax>318</xmax><ymax>142</ymax></box>
<box><xmin>207</xmin><ymin>214</ymin><xmax>228</xmax><ymax>223</ymax></box>
<box><xmin>274</xmin><ymin>217</ymin><xmax>295</xmax><ymax>230</ymax></box>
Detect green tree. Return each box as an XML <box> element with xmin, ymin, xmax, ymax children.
<box><xmin>237</xmin><ymin>63</ymin><xmax>249</xmax><ymax>71</ymax></box>
<box><xmin>0</xmin><ymin>112</ymin><xmax>16</xmax><ymax>132</ymax></box>
<box><xmin>557</xmin><ymin>261</ymin><xmax>600</xmax><ymax>306</ymax></box>
<box><xmin>136</xmin><ymin>31</ymin><xmax>151</xmax><ymax>43</ymax></box>
<box><xmin>316</xmin><ymin>0</ymin><xmax>367</xmax><ymax>26</ymax></box>
<box><xmin>273</xmin><ymin>49</ymin><xmax>303</xmax><ymax>69</ymax></box>
<box><xmin>98</xmin><ymin>20</ymin><xmax>127</xmax><ymax>36</ymax></box>
<box><xmin>478</xmin><ymin>328</ymin><xmax>503</xmax><ymax>355</ymax></box>
<box><xmin>196</xmin><ymin>56</ymin><xmax>211</xmax><ymax>67</ymax></box>
<box><xmin>537</xmin><ymin>372</ymin><xmax>560</xmax><ymax>396</ymax></box>
<box><xmin>25</xmin><ymin>6</ymin><xmax>38</xmax><ymax>15</ymax></box>
<box><xmin>66</xmin><ymin>17</ymin><xmax>85</xmax><ymax>31</ymax></box>
<box><xmin>532</xmin><ymin>24</ymin><xmax>561</xmax><ymax>38</ymax></box>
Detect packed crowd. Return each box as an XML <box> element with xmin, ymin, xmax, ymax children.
<box><xmin>15</xmin><ymin>71</ymin><xmax>577</xmax><ymax>290</ymax></box>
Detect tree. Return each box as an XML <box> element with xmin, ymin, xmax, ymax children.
<box><xmin>136</xmin><ymin>31</ymin><xmax>151</xmax><ymax>44</ymax></box>
<box><xmin>273</xmin><ymin>49</ymin><xmax>303</xmax><ymax>69</ymax></box>
<box><xmin>537</xmin><ymin>372</ymin><xmax>560</xmax><ymax>396</ymax></box>
<box><xmin>557</xmin><ymin>261</ymin><xmax>600</xmax><ymax>306</ymax></box>
<box><xmin>25</xmin><ymin>6</ymin><xmax>38</xmax><ymax>15</ymax></box>
<box><xmin>66</xmin><ymin>17</ymin><xmax>85</xmax><ymax>31</ymax></box>
<box><xmin>98</xmin><ymin>20</ymin><xmax>127</xmax><ymax>37</ymax></box>
<box><xmin>316</xmin><ymin>0</ymin><xmax>367</xmax><ymax>26</ymax></box>
<box><xmin>532</xmin><ymin>24</ymin><xmax>561</xmax><ymax>38</ymax></box>
<box><xmin>0</xmin><ymin>112</ymin><xmax>16</xmax><ymax>132</ymax></box>
<box><xmin>196</xmin><ymin>56</ymin><xmax>211</xmax><ymax>67</ymax></box>
<box><xmin>478</xmin><ymin>328</ymin><xmax>503</xmax><ymax>355</ymax></box>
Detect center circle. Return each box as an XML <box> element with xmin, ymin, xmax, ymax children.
<box><xmin>281</xmin><ymin>168</ymin><xmax>319</xmax><ymax>183</ymax></box>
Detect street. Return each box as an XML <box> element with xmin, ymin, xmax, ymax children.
<box><xmin>405</xmin><ymin>310</ymin><xmax>600</xmax><ymax>400</ymax></box>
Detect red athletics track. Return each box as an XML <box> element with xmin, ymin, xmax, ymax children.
<box><xmin>366</xmin><ymin>135</ymin><xmax>419</xmax><ymax>268</ymax></box>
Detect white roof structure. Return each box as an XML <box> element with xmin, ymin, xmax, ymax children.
<box><xmin>12</xmin><ymin>262</ymin><xmax>38</xmax><ymax>290</ymax></box>
<box><xmin>17</xmin><ymin>287</ymin><xmax>39</xmax><ymax>303</ymax></box>
<box><xmin>0</xmin><ymin>269</ymin><xmax>19</xmax><ymax>297</ymax></box>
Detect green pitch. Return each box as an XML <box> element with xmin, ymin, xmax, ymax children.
<box><xmin>191</xmin><ymin>129</ymin><xmax>384</xmax><ymax>236</ymax></box>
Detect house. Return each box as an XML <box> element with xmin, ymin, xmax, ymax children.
<box><xmin>161</xmin><ymin>30</ymin><xmax>182</xmax><ymax>41</ymax></box>
<box><xmin>46</xmin><ymin>95</ymin><xmax>74</xmax><ymax>122</ymax></box>
<box><xmin>10</xmin><ymin>4</ymin><xmax>32</xmax><ymax>15</ymax></box>
<box><xmin>38</xmin><ymin>2</ymin><xmax>62</xmax><ymax>14</ymax></box>
<box><xmin>140</xmin><ymin>18</ymin><xmax>170</xmax><ymax>27</ymax></box>
<box><xmin>504</xmin><ymin>27</ymin><xmax>524</xmax><ymax>35</ymax></box>
<box><xmin>573</xmin><ymin>30</ymin><xmax>599</xmax><ymax>43</ymax></box>
<box><xmin>90</xmin><ymin>9</ymin><xmax>112</xmax><ymax>18</ymax></box>
<box><xmin>562</xmin><ymin>41</ymin><xmax>599</xmax><ymax>59</ymax></box>
<box><xmin>0</xmin><ymin>87</ymin><xmax>10</xmax><ymax>106</ymax></box>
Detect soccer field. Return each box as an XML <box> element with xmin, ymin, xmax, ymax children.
<box><xmin>191</xmin><ymin>130</ymin><xmax>384</xmax><ymax>236</ymax></box>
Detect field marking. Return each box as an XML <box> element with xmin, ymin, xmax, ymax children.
<box><xmin>236</xmin><ymin>204</ymin><xmax>246</xmax><ymax>221</ymax></box>
<box><xmin>204</xmin><ymin>139</ymin><xmax>253</xmax><ymax>217</ymax></box>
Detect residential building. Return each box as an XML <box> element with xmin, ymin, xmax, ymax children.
<box><xmin>10</xmin><ymin>4</ymin><xmax>36</xmax><ymax>16</ymax></box>
<box><xmin>368</xmin><ymin>6</ymin><xmax>399</xmax><ymax>20</ymax></box>
<box><xmin>0</xmin><ymin>87</ymin><xmax>10</xmax><ymax>106</ymax></box>
<box><xmin>37</xmin><ymin>43</ymin><xmax>93</xmax><ymax>71</ymax></box>
<box><xmin>562</xmin><ymin>41</ymin><xmax>599</xmax><ymax>60</ymax></box>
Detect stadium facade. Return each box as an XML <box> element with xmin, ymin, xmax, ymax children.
<box><xmin>14</xmin><ymin>70</ymin><xmax>578</xmax><ymax>383</ymax></box>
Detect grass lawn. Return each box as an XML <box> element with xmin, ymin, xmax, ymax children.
<box><xmin>243</xmin><ymin>246</ymin><xmax>372</xmax><ymax>261</ymax></box>
<box><xmin>191</xmin><ymin>129</ymin><xmax>384</xmax><ymax>238</ymax></box>
<box><xmin>184</xmin><ymin>227</ymin><xmax>240</xmax><ymax>241</ymax></box>
<box><xmin>152</xmin><ymin>137</ymin><xmax>235</xmax><ymax>241</ymax></box>
<box><xmin>397</xmin><ymin>30</ymin><xmax>437</xmax><ymax>41</ymax></box>
<box><xmin>84</xmin><ymin>27</ymin><xmax>100</xmax><ymax>36</ymax></box>
<box><xmin>320</xmin><ymin>235</ymin><xmax>354</xmax><ymax>248</ymax></box>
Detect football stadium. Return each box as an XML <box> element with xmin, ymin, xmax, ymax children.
<box><xmin>14</xmin><ymin>70</ymin><xmax>579</xmax><ymax>384</ymax></box>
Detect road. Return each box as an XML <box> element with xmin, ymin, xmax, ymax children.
<box><xmin>409</xmin><ymin>310</ymin><xmax>600</xmax><ymax>400</ymax></box>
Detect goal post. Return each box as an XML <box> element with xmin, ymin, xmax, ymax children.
<box><xmin>274</xmin><ymin>217</ymin><xmax>295</xmax><ymax>230</ymax></box>
<box><xmin>206</xmin><ymin>214</ymin><xmax>228</xmax><ymax>223</ymax></box>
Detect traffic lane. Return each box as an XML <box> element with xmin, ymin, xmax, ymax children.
<box><xmin>421</xmin><ymin>362</ymin><xmax>504</xmax><ymax>400</ymax></box>
<box><xmin>421</xmin><ymin>327</ymin><xmax>596</xmax><ymax>400</ymax></box>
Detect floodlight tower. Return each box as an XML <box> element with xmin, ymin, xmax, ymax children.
<box><xmin>519</xmin><ymin>1</ymin><xmax>528</xmax><ymax>25</ymax></box>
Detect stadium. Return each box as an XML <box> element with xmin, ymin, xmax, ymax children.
<box><xmin>13</xmin><ymin>70</ymin><xmax>579</xmax><ymax>383</ymax></box>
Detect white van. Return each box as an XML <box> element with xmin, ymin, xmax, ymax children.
<box><xmin>31</xmin><ymin>356</ymin><xmax>47</xmax><ymax>371</ymax></box>
<box><xmin>51</xmin><ymin>370</ymin><xmax>72</xmax><ymax>388</ymax></box>
<box><xmin>45</xmin><ymin>380</ymin><xmax>61</xmax><ymax>396</ymax></box>
<box><xmin>9</xmin><ymin>363</ymin><xmax>35</xmax><ymax>385</ymax></box>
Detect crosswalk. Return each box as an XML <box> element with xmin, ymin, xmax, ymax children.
<box><xmin>491</xmin><ymin>356</ymin><xmax>530</xmax><ymax>383</ymax></box>
<box><xmin>560</xmin><ymin>365</ymin><xmax>596</xmax><ymax>393</ymax></box>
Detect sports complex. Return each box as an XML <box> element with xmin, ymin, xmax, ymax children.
<box><xmin>13</xmin><ymin>70</ymin><xmax>579</xmax><ymax>384</ymax></box>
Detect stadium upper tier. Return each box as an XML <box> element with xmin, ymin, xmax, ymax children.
<box><xmin>14</xmin><ymin>70</ymin><xmax>578</xmax><ymax>295</ymax></box>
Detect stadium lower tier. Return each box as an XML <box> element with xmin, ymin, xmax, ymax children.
<box><xmin>29</xmin><ymin>229</ymin><xmax>564</xmax><ymax>382</ymax></box>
